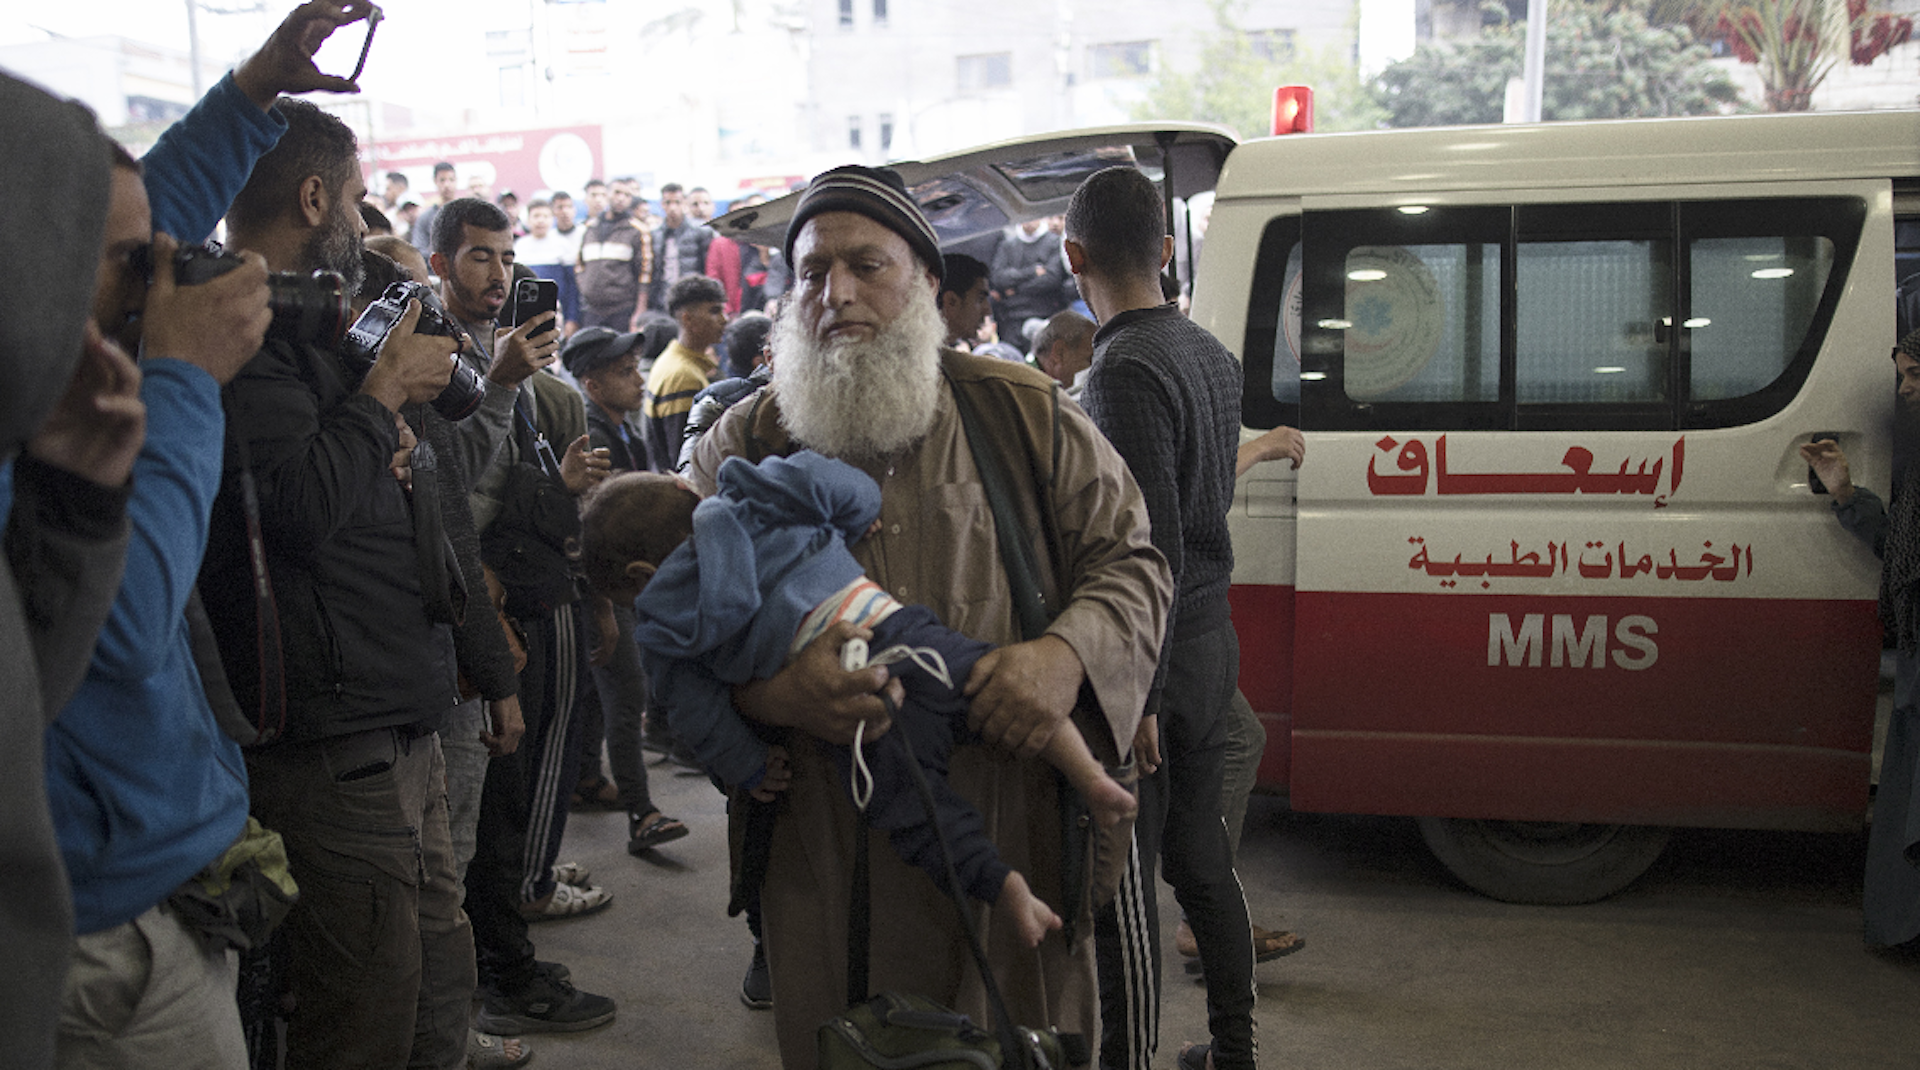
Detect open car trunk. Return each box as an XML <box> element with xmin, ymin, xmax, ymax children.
<box><xmin>710</xmin><ymin>123</ymin><xmax>1236</xmax><ymax>292</ymax></box>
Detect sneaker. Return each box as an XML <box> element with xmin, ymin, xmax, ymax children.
<box><xmin>478</xmin><ymin>960</ymin><xmax>573</xmax><ymax>1004</ymax></box>
<box><xmin>519</xmin><ymin>881</ymin><xmax>612</xmax><ymax>922</ymax></box>
<box><xmin>477</xmin><ymin>972</ymin><xmax>617</xmax><ymax>1034</ymax></box>
<box><xmin>740</xmin><ymin>943</ymin><xmax>772</xmax><ymax>1010</ymax></box>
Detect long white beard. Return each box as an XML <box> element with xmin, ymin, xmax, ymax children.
<box><xmin>772</xmin><ymin>286</ymin><xmax>946</xmax><ymax>460</ymax></box>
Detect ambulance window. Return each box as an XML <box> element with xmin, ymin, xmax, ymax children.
<box><xmin>1296</xmin><ymin>204</ymin><xmax>1509</xmax><ymax>431</ymax></box>
<box><xmin>1241</xmin><ymin>214</ymin><xmax>1301</xmax><ymax>430</ymax></box>
<box><xmin>1687</xmin><ymin>235</ymin><xmax>1834</xmax><ymax>401</ymax></box>
<box><xmin>1515</xmin><ymin>238</ymin><xmax>1671</xmax><ymax>405</ymax></box>
<box><xmin>1343</xmin><ymin>242</ymin><xmax>1499</xmax><ymax>405</ymax></box>
<box><xmin>1295</xmin><ymin>196</ymin><xmax>1863</xmax><ymax>432</ymax></box>
<box><xmin>1679</xmin><ymin>197</ymin><xmax>1861</xmax><ymax>427</ymax></box>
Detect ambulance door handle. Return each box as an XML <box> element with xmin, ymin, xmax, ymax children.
<box><xmin>1245</xmin><ymin>478</ymin><xmax>1296</xmax><ymax>519</ymax></box>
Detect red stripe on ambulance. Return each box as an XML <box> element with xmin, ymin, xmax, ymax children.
<box><xmin>1234</xmin><ymin>585</ymin><xmax>1881</xmax><ymax>830</ymax></box>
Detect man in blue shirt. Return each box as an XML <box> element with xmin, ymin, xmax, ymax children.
<box><xmin>37</xmin><ymin>4</ymin><xmax>370</xmax><ymax>1066</ymax></box>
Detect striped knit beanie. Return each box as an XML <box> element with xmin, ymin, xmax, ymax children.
<box><xmin>784</xmin><ymin>165</ymin><xmax>944</xmax><ymax>283</ymax></box>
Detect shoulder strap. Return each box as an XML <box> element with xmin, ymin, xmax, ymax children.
<box><xmin>944</xmin><ymin>368</ymin><xmax>1100</xmax><ymax>948</ymax></box>
<box><xmin>944</xmin><ymin>370</ymin><xmax>1055</xmax><ymax>639</ymax></box>
<box><xmin>214</xmin><ymin>420</ymin><xmax>288</xmax><ymax>746</ymax></box>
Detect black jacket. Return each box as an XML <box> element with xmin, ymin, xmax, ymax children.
<box><xmin>649</xmin><ymin>220</ymin><xmax>715</xmax><ymax>310</ymax></box>
<box><xmin>202</xmin><ymin>339</ymin><xmax>459</xmax><ymax>741</ymax></box>
<box><xmin>989</xmin><ymin>230</ymin><xmax>1069</xmax><ymax>344</ymax></box>
<box><xmin>585</xmin><ymin>401</ymin><xmax>645</xmax><ymax>474</ymax></box>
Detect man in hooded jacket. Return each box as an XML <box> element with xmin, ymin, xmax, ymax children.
<box><xmin>0</xmin><ymin>71</ymin><xmax>147</xmax><ymax>1069</ymax></box>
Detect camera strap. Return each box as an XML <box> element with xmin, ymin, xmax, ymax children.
<box><xmin>226</xmin><ymin>431</ymin><xmax>289</xmax><ymax>745</ymax></box>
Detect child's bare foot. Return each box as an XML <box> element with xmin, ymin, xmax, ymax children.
<box><xmin>996</xmin><ymin>870</ymin><xmax>1062</xmax><ymax>948</ymax></box>
<box><xmin>1042</xmin><ymin>727</ymin><xmax>1139</xmax><ymax>829</ymax></box>
<box><xmin>1082</xmin><ymin>770</ymin><xmax>1138</xmax><ymax>828</ymax></box>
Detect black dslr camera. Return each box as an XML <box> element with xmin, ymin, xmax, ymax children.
<box><xmin>134</xmin><ymin>241</ymin><xmax>351</xmax><ymax>345</ymax></box>
<box><xmin>342</xmin><ymin>281</ymin><xmax>487</xmax><ymax>421</ymax></box>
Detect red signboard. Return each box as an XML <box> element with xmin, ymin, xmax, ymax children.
<box><xmin>362</xmin><ymin>125</ymin><xmax>604</xmax><ymax>202</ymax></box>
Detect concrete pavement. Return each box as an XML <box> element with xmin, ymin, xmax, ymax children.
<box><xmin>510</xmin><ymin>758</ymin><xmax>1920</xmax><ymax>1069</ymax></box>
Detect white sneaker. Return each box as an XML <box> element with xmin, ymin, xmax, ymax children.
<box><xmin>520</xmin><ymin>880</ymin><xmax>612</xmax><ymax>922</ymax></box>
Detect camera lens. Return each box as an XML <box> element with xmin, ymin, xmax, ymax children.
<box><xmin>267</xmin><ymin>270</ymin><xmax>351</xmax><ymax>347</ymax></box>
<box><xmin>433</xmin><ymin>357</ymin><xmax>487</xmax><ymax>422</ymax></box>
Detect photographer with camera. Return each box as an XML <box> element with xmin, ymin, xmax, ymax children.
<box><xmin>42</xmin><ymin>154</ymin><xmax>276</xmax><ymax>1070</ymax></box>
<box><xmin>197</xmin><ymin>98</ymin><xmax>478</xmax><ymax>1070</ymax></box>
<box><xmin>9</xmin><ymin>5</ymin><xmax>399</xmax><ymax>1068</ymax></box>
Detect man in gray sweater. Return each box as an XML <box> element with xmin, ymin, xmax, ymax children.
<box><xmin>1071</xmin><ymin>165</ymin><xmax>1257</xmax><ymax>1070</ymax></box>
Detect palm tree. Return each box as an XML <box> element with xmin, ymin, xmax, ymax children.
<box><xmin>1707</xmin><ymin>0</ymin><xmax>1912</xmax><ymax>110</ymax></box>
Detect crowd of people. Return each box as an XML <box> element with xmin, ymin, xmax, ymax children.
<box><xmin>16</xmin><ymin>3</ymin><xmax>1920</xmax><ymax>1070</ymax></box>
<box><xmin>355</xmin><ymin>148</ymin><xmax>1103</xmax><ymax>393</ymax></box>
<box><xmin>0</xmin><ymin>4</ymin><xmax>1301</xmax><ymax>1069</ymax></box>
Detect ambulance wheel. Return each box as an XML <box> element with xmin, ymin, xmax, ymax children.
<box><xmin>1415</xmin><ymin>817</ymin><xmax>1670</xmax><ymax>905</ymax></box>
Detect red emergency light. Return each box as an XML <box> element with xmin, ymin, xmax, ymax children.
<box><xmin>1273</xmin><ymin>86</ymin><xmax>1314</xmax><ymax>135</ymax></box>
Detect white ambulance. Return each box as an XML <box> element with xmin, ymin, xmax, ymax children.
<box><xmin>713</xmin><ymin>111</ymin><xmax>1920</xmax><ymax>903</ymax></box>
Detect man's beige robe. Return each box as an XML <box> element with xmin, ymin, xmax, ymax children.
<box><xmin>691</xmin><ymin>349</ymin><xmax>1170</xmax><ymax>1068</ymax></box>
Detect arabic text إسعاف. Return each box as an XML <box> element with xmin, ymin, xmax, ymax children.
<box><xmin>1368</xmin><ymin>435</ymin><xmax>1685</xmax><ymax>507</ymax></box>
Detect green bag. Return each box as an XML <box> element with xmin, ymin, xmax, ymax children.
<box><xmin>819</xmin><ymin>992</ymin><xmax>1065</xmax><ymax>1070</ymax></box>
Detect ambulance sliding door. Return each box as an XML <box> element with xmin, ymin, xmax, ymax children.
<box><xmin>1285</xmin><ymin>190</ymin><xmax>1885</xmax><ymax>839</ymax></box>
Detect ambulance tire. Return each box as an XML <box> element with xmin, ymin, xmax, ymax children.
<box><xmin>1415</xmin><ymin>817</ymin><xmax>1671</xmax><ymax>905</ymax></box>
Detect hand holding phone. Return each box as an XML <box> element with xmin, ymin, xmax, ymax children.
<box><xmin>488</xmin><ymin>278</ymin><xmax>562</xmax><ymax>387</ymax></box>
<box><xmin>506</xmin><ymin>277</ymin><xmax>559</xmax><ymax>342</ymax></box>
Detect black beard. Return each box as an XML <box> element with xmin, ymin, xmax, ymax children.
<box><xmin>301</xmin><ymin>204</ymin><xmax>365</xmax><ymax>296</ymax></box>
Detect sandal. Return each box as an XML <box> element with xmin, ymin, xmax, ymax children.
<box><xmin>1180</xmin><ymin>922</ymin><xmax>1305</xmax><ymax>973</ymax></box>
<box><xmin>467</xmin><ymin>1028</ymin><xmax>532</xmax><ymax>1070</ymax></box>
<box><xmin>551</xmin><ymin>861</ymin><xmax>591</xmax><ymax>888</ymax></box>
<box><xmin>627</xmin><ymin>811</ymin><xmax>690</xmax><ymax>855</ymax></box>
<box><xmin>519</xmin><ymin>881</ymin><xmax>612</xmax><ymax>922</ymax></box>
<box><xmin>569</xmin><ymin>773</ymin><xmax>621</xmax><ymax>811</ymax></box>
<box><xmin>1252</xmin><ymin>924</ymin><xmax>1306</xmax><ymax>961</ymax></box>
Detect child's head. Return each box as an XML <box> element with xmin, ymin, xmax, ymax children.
<box><xmin>580</xmin><ymin>472</ymin><xmax>700</xmax><ymax>600</ymax></box>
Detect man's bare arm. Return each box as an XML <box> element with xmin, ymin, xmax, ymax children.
<box><xmin>1236</xmin><ymin>425</ymin><xmax>1305</xmax><ymax>477</ymax></box>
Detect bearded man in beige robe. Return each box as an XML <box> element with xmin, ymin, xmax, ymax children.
<box><xmin>688</xmin><ymin>165</ymin><xmax>1170</xmax><ymax>1068</ymax></box>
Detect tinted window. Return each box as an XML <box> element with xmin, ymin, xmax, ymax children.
<box><xmin>1247</xmin><ymin>197</ymin><xmax>1865</xmax><ymax>432</ymax></box>
<box><xmin>1689</xmin><ymin>235</ymin><xmax>1834</xmax><ymax>401</ymax></box>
